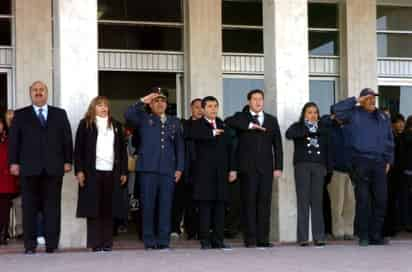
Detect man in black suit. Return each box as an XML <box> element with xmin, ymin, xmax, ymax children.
<box><xmin>226</xmin><ymin>89</ymin><xmax>283</xmax><ymax>248</ymax></box>
<box><xmin>171</xmin><ymin>98</ymin><xmax>203</xmax><ymax>240</ymax></box>
<box><xmin>190</xmin><ymin>96</ymin><xmax>237</xmax><ymax>249</ymax></box>
<box><xmin>8</xmin><ymin>81</ymin><xmax>73</xmax><ymax>254</ymax></box>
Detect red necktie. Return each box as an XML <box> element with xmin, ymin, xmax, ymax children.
<box><xmin>211</xmin><ymin>120</ymin><xmax>216</xmax><ymax>129</ymax></box>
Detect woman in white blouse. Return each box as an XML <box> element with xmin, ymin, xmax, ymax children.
<box><xmin>74</xmin><ymin>96</ymin><xmax>128</xmax><ymax>252</ymax></box>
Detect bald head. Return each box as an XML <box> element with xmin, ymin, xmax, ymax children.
<box><xmin>30</xmin><ymin>81</ymin><xmax>48</xmax><ymax>107</ymax></box>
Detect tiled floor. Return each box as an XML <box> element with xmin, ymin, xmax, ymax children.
<box><xmin>1</xmin><ymin>238</ymin><xmax>412</xmax><ymax>272</ymax></box>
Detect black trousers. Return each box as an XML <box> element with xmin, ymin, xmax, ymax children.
<box><xmin>384</xmin><ymin>170</ymin><xmax>401</xmax><ymax>236</ymax></box>
<box><xmin>351</xmin><ymin>158</ymin><xmax>387</xmax><ymax>242</ymax></box>
<box><xmin>171</xmin><ymin>181</ymin><xmax>198</xmax><ymax>238</ymax></box>
<box><xmin>225</xmin><ymin>180</ymin><xmax>241</xmax><ymax>237</ymax></box>
<box><xmin>87</xmin><ymin>171</ymin><xmax>114</xmax><ymax>249</ymax></box>
<box><xmin>198</xmin><ymin>200</ymin><xmax>224</xmax><ymax>244</ymax></box>
<box><xmin>240</xmin><ymin>171</ymin><xmax>273</xmax><ymax>245</ymax></box>
<box><xmin>21</xmin><ymin>174</ymin><xmax>62</xmax><ymax>250</ymax></box>
<box><xmin>294</xmin><ymin>163</ymin><xmax>326</xmax><ymax>242</ymax></box>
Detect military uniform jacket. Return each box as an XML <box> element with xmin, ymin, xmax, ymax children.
<box><xmin>125</xmin><ymin>101</ymin><xmax>184</xmax><ymax>177</ymax></box>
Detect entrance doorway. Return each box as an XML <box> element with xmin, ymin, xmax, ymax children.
<box><xmin>0</xmin><ymin>69</ymin><xmax>11</xmax><ymax>115</ymax></box>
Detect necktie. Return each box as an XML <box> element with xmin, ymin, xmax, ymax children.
<box><xmin>211</xmin><ymin>120</ymin><xmax>216</xmax><ymax>129</ymax></box>
<box><xmin>252</xmin><ymin>114</ymin><xmax>260</xmax><ymax>126</ymax></box>
<box><xmin>38</xmin><ymin>108</ymin><xmax>47</xmax><ymax>127</ymax></box>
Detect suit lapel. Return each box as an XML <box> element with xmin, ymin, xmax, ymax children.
<box><xmin>262</xmin><ymin>113</ymin><xmax>270</xmax><ymax>130</ymax></box>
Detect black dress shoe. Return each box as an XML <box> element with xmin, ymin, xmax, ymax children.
<box><xmin>299</xmin><ymin>241</ymin><xmax>310</xmax><ymax>247</ymax></box>
<box><xmin>257</xmin><ymin>242</ymin><xmax>274</xmax><ymax>248</ymax></box>
<box><xmin>370</xmin><ymin>239</ymin><xmax>389</xmax><ymax>246</ymax></box>
<box><xmin>200</xmin><ymin>241</ymin><xmax>212</xmax><ymax>250</ymax></box>
<box><xmin>92</xmin><ymin>247</ymin><xmax>102</xmax><ymax>252</ymax></box>
<box><xmin>144</xmin><ymin>245</ymin><xmax>157</xmax><ymax>250</ymax></box>
<box><xmin>314</xmin><ymin>240</ymin><xmax>326</xmax><ymax>247</ymax></box>
<box><xmin>212</xmin><ymin>242</ymin><xmax>231</xmax><ymax>249</ymax></box>
<box><xmin>25</xmin><ymin>249</ymin><xmax>36</xmax><ymax>255</ymax></box>
<box><xmin>244</xmin><ymin>241</ymin><xmax>256</xmax><ymax>248</ymax></box>
<box><xmin>102</xmin><ymin>247</ymin><xmax>112</xmax><ymax>252</ymax></box>
<box><xmin>157</xmin><ymin>245</ymin><xmax>170</xmax><ymax>250</ymax></box>
<box><xmin>46</xmin><ymin>248</ymin><xmax>56</xmax><ymax>253</ymax></box>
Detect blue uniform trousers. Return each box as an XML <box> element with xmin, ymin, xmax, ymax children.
<box><xmin>351</xmin><ymin>157</ymin><xmax>387</xmax><ymax>242</ymax></box>
<box><xmin>139</xmin><ymin>172</ymin><xmax>175</xmax><ymax>247</ymax></box>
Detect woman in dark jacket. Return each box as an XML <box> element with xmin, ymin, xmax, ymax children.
<box><xmin>0</xmin><ymin>117</ymin><xmax>18</xmax><ymax>245</ymax></box>
<box><xmin>286</xmin><ymin>102</ymin><xmax>331</xmax><ymax>247</ymax></box>
<box><xmin>75</xmin><ymin>96</ymin><xmax>128</xmax><ymax>252</ymax></box>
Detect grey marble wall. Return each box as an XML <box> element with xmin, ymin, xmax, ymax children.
<box><xmin>15</xmin><ymin>0</ymin><xmax>53</xmax><ymax>107</ymax></box>
<box><xmin>263</xmin><ymin>0</ymin><xmax>310</xmax><ymax>242</ymax></box>
<box><xmin>53</xmin><ymin>0</ymin><xmax>98</xmax><ymax>248</ymax></box>
<box><xmin>185</xmin><ymin>0</ymin><xmax>223</xmax><ymax>116</ymax></box>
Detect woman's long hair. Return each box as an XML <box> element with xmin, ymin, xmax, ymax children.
<box><xmin>84</xmin><ymin>96</ymin><xmax>113</xmax><ymax>129</ymax></box>
<box><xmin>299</xmin><ymin>102</ymin><xmax>320</xmax><ymax>123</ymax></box>
<box><xmin>0</xmin><ymin>117</ymin><xmax>7</xmax><ymax>142</ymax></box>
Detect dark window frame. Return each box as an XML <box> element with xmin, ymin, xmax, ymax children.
<box><xmin>221</xmin><ymin>1</ymin><xmax>263</xmax><ymax>54</ymax></box>
<box><xmin>377</xmin><ymin>5</ymin><xmax>412</xmax><ymax>59</ymax></box>
<box><xmin>308</xmin><ymin>3</ymin><xmax>340</xmax><ymax>57</ymax></box>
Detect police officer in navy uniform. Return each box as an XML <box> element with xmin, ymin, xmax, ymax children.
<box><xmin>125</xmin><ymin>89</ymin><xmax>184</xmax><ymax>250</ymax></box>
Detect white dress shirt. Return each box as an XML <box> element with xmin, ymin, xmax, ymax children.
<box><xmin>33</xmin><ymin>104</ymin><xmax>48</xmax><ymax>120</ymax></box>
<box><xmin>205</xmin><ymin>117</ymin><xmax>218</xmax><ymax>136</ymax></box>
<box><xmin>95</xmin><ymin>116</ymin><xmax>115</xmax><ymax>171</ymax></box>
<box><xmin>248</xmin><ymin>110</ymin><xmax>264</xmax><ymax>128</ymax></box>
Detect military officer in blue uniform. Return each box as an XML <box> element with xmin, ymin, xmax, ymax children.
<box><xmin>125</xmin><ymin>89</ymin><xmax>184</xmax><ymax>250</ymax></box>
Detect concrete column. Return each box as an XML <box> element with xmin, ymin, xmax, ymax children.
<box><xmin>185</xmin><ymin>0</ymin><xmax>223</xmax><ymax>116</ymax></box>
<box><xmin>53</xmin><ymin>0</ymin><xmax>98</xmax><ymax>248</ymax></box>
<box><xmin>340</xmin><ymin>0</ymin><xmax>377</xmax><ymax>98</ymax></box>
<box><xmin>263</xmin><ymin>0</ymin><xmax>309</xmax><ymax>242</ymax></box>
<box><xmin>15</xmin><ymin>0</ymin><xmax>53</xmax><ymax>107</ymax></box>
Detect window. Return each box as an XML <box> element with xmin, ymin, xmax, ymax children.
<box><xmin>309</xmin><ymin>31</ymin><xmax>339</xmax><ymax>56</ymax></box>
<box><xmin>377</xmin><ymin>6</ymin><xmax>412</xmax><ymax>58</ymax></box>
<box><xmin>0</xmin><ymin>0</ymin><xmax>12</xmax><ymax>46</ymax></box>
<box><xmin>222</xmin><ymin>0</ymin><xmax>263</xmax><ymax>54</ymax></box>
<box><xmin>99</xmin><ymin>71</ymin><xmax>178</xmax><ymax>120</ymax></box>
<box><xmin>98</xmin><ymin>0</ymin><xmax>182</xmax><ymax>22</ymax></box>
<box><xmin>309</xmin><ymin>79</ymin><xmax>336</xmax><ymax>116</ymax></box>
<box><xmin>308</xmin><ymin>3</ymin><xmax>339</xmax><ymax>57</ymax></box>
<box><xmin>379</xmin><ymin>85</ymin><xmax>412</xmax><ymax>117</ymax></box>
<box><xmin>222</xmin><ymin>0</ymin><xmax>262</xmax><ymax>26</ymax></box>
<box><xmin>0</xmin><ymin>18</ymin><xmax>11</xmax><ymax>46</ymax></box>
<box><xmin>223</xmin><ymin>29</ymin><xmax>263</xmax><ymax>54</ymax></box>
<box><xmin>98</xmin><ymin>0</ymin><xmax>183</xmax><ymax>51</ymax></box>
<box><xmin>223</xmin><ymin>77</ymin><xmax>264</xmax><ymax>118</ymax></box>
<box><xmin>0</xmin><ymin>0</ymin><xmax>11</xmax><ymax>15</ymax></box>
<box><xmin>99</xmin><ymin>24</ymin><xmax>182</xmax><ymax>51</ymax></box>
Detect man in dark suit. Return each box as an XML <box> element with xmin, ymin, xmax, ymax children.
<box><xmin>125</xmin><ymin>89</ymin><xmax>184</xmax><ymax>250</ymax></box>
<box><xmin>190</xmin><ymin>96</ymin><xmax>237</xmax><ymax>249</ymax></box>
<box><xmin>226</xmin><ymin>89</ymin><xmax>283</xmax><ymax>248</ymax></box>
<box><xmin>8</xmin><ymin>81</ymin><xmax>73</xmax><ymax>254</ymax></box>
<box><xmin>171</xmin><ymin>98</ymin><xmax>203</xmax><ymax>240</ymax></box>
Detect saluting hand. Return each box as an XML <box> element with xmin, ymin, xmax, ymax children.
<box><xmin>228</xmin><ymin>171</ymin><xmax>237</xmax><ymax>183</ymax></box>
<box><xmin>120</xmin><ymin>175</ymin><xmax>128</xmax><ymax>185</ymax></box>
<box><xmin>76</xmin><ymin>171</ymin><xmax>86</xmax><ymax>187</ymax></box>
<box><xmin>273</xmin><ymin>170</ymin><xmax>282</xmax><ymax>178</ymax></box>
<box><xmin>10</xmin><ymin>164</ymin><xmax>20</xmax><ymax>176</ymax></box>
<box><xmin>175</xmin><ymin>171</ymin><xmax>182</xmax><ymax>183</ymax></box>
<box><xmin>141</xmin><ymin>93</ymin><xmax>160</xmax><ymax>104</ymax></box>
<box><xmin>250</xmin><ymin>123</ymin><xmax>266</xmax><ymax>132</ymax></box>
<box><xmin>215</xmin><ymin>129</ymin><xmax>225</xmax><ymax>136</ymax></box>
